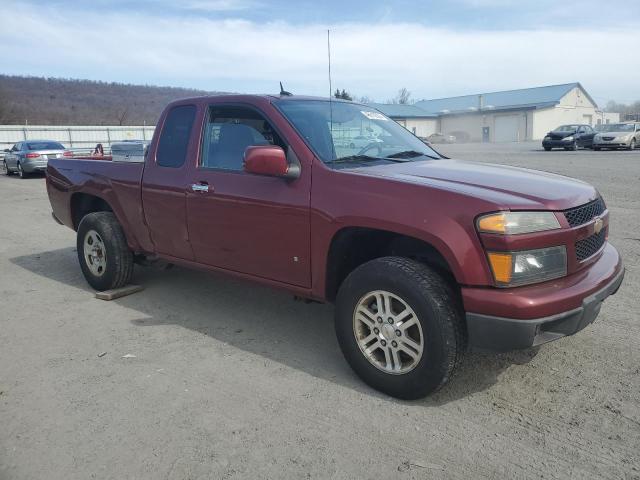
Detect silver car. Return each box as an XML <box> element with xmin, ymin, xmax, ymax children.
<box><xmin>593</xmin><ymin>122</ymin><xmax>640</xmax><ymax>150</ymax></box>
<box><xmin>2</xmin><ymin>140</ymin><xmax>71</xmax><ymax>178</ymax></box>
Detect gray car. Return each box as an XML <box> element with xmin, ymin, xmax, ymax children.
<box><xmin>2</xmin><ymin>140</ymin><xmax>71</xmax><ymax>178</ymax></box>
<box><xmin>593</xmin><ymin>122</ymin><xmax>640</xmax><ymax>150</ymax></box>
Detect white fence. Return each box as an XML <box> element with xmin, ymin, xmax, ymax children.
<box><xmin>0</xmin><ymin>125</ymin><xmax>156</xmax><ymax>154</ymax></box>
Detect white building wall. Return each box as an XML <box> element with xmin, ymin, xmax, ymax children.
<box><xmin>396</xmin><ymin>118</ymin><xmax>438</xmax><ymax>137</ymax></box>
<box><xmin>532</xmin><ymin>86</ymin><xmax>600</xmax><ymax>139</ymax></box>
<box><xmin>439</xmin><ymin>111</ymin><xmax>531</xmax><ymax>142</ymax></box>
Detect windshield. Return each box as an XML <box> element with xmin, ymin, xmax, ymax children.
<box><xmin>555</xmin><ymin>125</ymin><xmax>579</xmax><ymax>132</ymax></box>
<box><xmin>275</xmin><ymin>100</ymin><xmax>441</xmax><ymax>166</ymax></box>
<box><xmin>26</xmin><ymin>141</ymin><xmax>65</xmax><ymax>150</ymax></box>
<box><xmin>598</xmin><ymin>123</ymin><xmax>635</xmax><ymax>132</ymax></box>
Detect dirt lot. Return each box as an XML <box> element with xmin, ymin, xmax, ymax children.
<box><xmin>1</xmin><ymin>142</ymin><xmax>639</xmax><ymax>479</ymax></box>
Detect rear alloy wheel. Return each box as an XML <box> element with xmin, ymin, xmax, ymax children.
<box><xmin>335</xmin><ymin>257</ymin><xmax>464</xmax><ymax>399</ymax></box>
<box><xmin>17</xmin><ymin>162</ymin><xmax>28</xmax><ymax>179</ymax></box>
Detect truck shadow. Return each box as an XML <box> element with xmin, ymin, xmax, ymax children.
<box><xmin>11</xmin><ymin>247</ymin><xmax>538</xmax><ymax>406</ymax></box>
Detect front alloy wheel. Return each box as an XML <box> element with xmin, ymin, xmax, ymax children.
<box><xmin>353</xmin><ymin>290</ymin><xmax>424</xmax><ymax>374</ymax></box>
<box><xmin>335</xmin><ymin>257</ymin><xmax>464</xmax><ymax>399</ymax></box>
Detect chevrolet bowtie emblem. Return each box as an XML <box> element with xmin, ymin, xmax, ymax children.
<box><xmin>594</xmin><ymin>217</ymin><xmax>604</xmax><ymax>235</ymax></box>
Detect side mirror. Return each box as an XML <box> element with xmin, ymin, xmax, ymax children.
<box><xmin>243</xmin><ymin>145</ymin><xmax>299</xmax><ymax>179</ymax></box>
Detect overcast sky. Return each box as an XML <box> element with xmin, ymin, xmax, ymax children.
<box><xmin>1</xmin><ymin>0</ymin><xmax>639</xmax><ymax>105</ymax></box>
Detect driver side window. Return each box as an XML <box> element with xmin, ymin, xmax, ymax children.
<box><xmin>200</xmin><ymin>105</ymin><xmax>285</xmax><ymax>171</ymax></box>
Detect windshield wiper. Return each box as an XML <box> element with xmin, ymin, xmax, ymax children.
<box><xmin>385</xmin><ymin>150</ymin><xmax>438</xmax><ymax>160</ymax></box>
<box><xmin>331</xmin><ymin>155</ymin><xmax>381</xmax><ymax>164</ymax></box>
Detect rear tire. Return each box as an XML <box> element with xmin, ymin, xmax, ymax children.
<box><xmin>77</xmin><ymin>212</ymin><xmax>134</xmax><ymax>291</ymax></box>
<box><xmin>335</xmin><ymin>257</ymin><xmax>464</xmax><ymax>400</ymax></box>
<box><xmin>17</xmin><ymin>162</ymin><xmax>28</xmax><ymax>179</ymax></box>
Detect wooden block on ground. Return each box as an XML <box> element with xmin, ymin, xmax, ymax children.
<box><xmin>95</xmin><ymin>285</ymin><xmax>144</xmax><ymax>301</ymax></box>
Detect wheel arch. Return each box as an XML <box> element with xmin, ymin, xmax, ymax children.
<box><xmin>70</xmin><ymin>192</ymin><xmax>114</xmax><ymax>230</ymax></box>
<box><xmin>324</xmin><ymin>226</ymin><xmax>461</xmax><ymax>303</ymax></box>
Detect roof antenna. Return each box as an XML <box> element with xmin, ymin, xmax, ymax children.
<box><xmin>279</xmin><ymin>81</ymin><xmax>292</xmax><ymax>96</ymax></box>
<box><xmin>327</xmin><ymin>29</ymin><xmax>334</xmax><ymax>158</ymax></box>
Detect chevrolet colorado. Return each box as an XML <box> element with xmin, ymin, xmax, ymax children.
<box><xmin>46</xmin><ymin>95</ymin><xmax>625</xmax><ymax>399</ymax></box>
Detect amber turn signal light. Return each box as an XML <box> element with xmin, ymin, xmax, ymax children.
<box><xmin>487</xmin><ymin>252</ymin><xmax>513</xmax><ymax>284</ymax></box>
<box><xmin>478</xmin><ymin>213</ymin><xmax>507</xmax><ymax>234</ymax></box>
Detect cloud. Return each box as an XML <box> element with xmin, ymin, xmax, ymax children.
<box><xmin>0</xmin><ymin>1</ymin><xmax>637</xmax><ymax>103</ymax></box>
<box><xmin>179</xmin><ymin>0</ymin><xmax>261</xmax><ymax>12</ymax></box>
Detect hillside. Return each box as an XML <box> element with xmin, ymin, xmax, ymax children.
<box><xmin>0</xmin><ymin>75</ymin><xmax>227</xmax><ymax>126</ymax></box>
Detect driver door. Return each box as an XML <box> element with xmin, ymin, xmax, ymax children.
<box><xmin>185</xmin><ymin>103</ymin><xmax>311</xmax><ymax>287</ymax></box>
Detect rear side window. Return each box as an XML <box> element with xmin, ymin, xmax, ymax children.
<box><xmin>157</xmin><ymin>105</ymin><xmax>196</xmax><ymax>168</ymax></box>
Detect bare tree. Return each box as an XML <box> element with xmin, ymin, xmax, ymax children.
<box><xmin>388</xmin><ymin>87</ymin><xmax>413</xmax><ymax>105</ymax></box>
<box><xmin>117</xmin><ymin>107</ymin><xmax>129</xmax><ymax>126</ymax></box>
<box><xmin>0</xmin><ymin>87</ymin><xmax>8</xmax><ymax>123</ymax></box>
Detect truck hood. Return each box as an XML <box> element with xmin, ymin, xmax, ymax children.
<box><xmin>347</xmin><ymin>159</ymin><xmax>598</xmax><ymax>210</ymax></box>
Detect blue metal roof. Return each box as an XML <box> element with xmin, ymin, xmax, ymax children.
<box><xmin>368</xmin><ymin>102</ymin><xmax>438</xmax><ymax>118</ymax></box>
<box><xmin>413</xmin><ymin>82</ymin><xmax>594</xmax><ymax>115</ymax></box>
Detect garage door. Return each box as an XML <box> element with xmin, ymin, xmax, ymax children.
<box><xmin>494</xmin><ymin>115</ymin><xmax>519</xmax><ymax>142</ymax></box>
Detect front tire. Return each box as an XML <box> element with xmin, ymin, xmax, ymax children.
<box><xmin>629</xmin><ymin>139</ymin><xmax>636</xmax><ymax>150</ymax></box>
<box><xmin>335</xmin><ymin>257</ymin><xmax>464</xmax><ymax>399</ymax></box>
<box><xmin>77</xmin><ymin>212</ymin><xmax>134</xmax><ymax>291</ymax></box>
<box><xmin>543</xmin><ymin>146</ymin><xmax>552</xmax><ymax>151</ymax></box>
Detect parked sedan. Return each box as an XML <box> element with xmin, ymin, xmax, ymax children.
<box><xmin>2</xmin><ymin>140</ymin><xmax>71</xmax><ymax>178</ymax></box>
<box><xmin>347</xmin><ymin>135</ymin><xmax>383</xmax><ymax>149</ymax></box>
<box><xmin>592</xmin><ymin>122</ymin><xmax>640</xmax><ymax>150</ymax></box>
<box><xmin>542</xmin><ymin>124</ymin><xmax>595</xmax><ymax>151</ymax></box>
<box><xmin>426</xmin><ymin>132</ymin><xmax>456</xmax><ymax>144</ymax></box>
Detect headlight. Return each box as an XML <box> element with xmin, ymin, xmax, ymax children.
<box><xmin>487</xmin><ymin>246</ymin><xmax>567</xmax><ymax>287</ymax></box>
<box><xmin>617</xmin><ymin>134</ymin><xmax>632</xmax><ymax>141</ymax></box>
<box><xmin>477</xmin><ymin>211</ymin><xmax>560</xmax><ymax>235</ymax></box>
<box><xmin>563</xmin><ymin>136</ymin><xmax>574</xmax><ymax>142</ymax></box>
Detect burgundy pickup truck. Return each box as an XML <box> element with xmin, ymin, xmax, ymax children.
<box><xmin>46</xmin><ymin>95</ymin><xmax>624</xmax><ymax>399</ymax></box>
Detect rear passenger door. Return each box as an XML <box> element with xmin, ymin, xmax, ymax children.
<box><xmin>142</xmin><ymin>104</ymin><xmax>198</xmax><ymax>260</ymax></box>
<box><xmin>185</xmin><ymin>103</ymin><xmax>311</xmax><ymax>287</ymax></box>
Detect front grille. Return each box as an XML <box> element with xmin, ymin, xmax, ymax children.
<box><xmin>603</xmin><ymin>136</ymin><xmax>615</xmax><ymax>141</ymax></box>
<box><xmin>563</xmin><ymin>198</ymin><xmax>606</xmax><ymax>227</ymax></box>
<box><xmin>575</xmin><ymin>229</ymin><xmax>606</xmax><ymax>262</ymax></box>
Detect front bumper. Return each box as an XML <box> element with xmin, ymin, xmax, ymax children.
<box><xmin>593</xmin><ymin>140</ymin><xmax>630</xmax><ymax>148</ymax></box>
<box><xmin>542</xmin><ymin>139</ymin><xmax>574</xmax><ymax>148</ymax></box>
<box><xmin>463</xmin><ymin>244</ymin><xmax>624</xmax><ymax>351</ymax></box>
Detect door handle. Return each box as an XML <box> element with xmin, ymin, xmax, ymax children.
<box><xmin>191</xmin><ymin>183</ymin><xmax>210</xmax><ymax>193</ymax></box>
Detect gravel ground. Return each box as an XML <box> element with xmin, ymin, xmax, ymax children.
<box><xmin>1</xmin><ymin>142</ymin><xmax>639</xmax><ymax>479</ymax></box>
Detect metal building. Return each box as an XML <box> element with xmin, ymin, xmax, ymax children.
<box><xmin>371</xmin><ymin>83</ymin><xmax>620</xmax><ymax>142</ymax></box>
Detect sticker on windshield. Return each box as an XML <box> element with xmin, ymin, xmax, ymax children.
<box><xmin>361</xmin><ymin>111</ymin><xmax>388</xmax><ymax>121</ymax></box>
